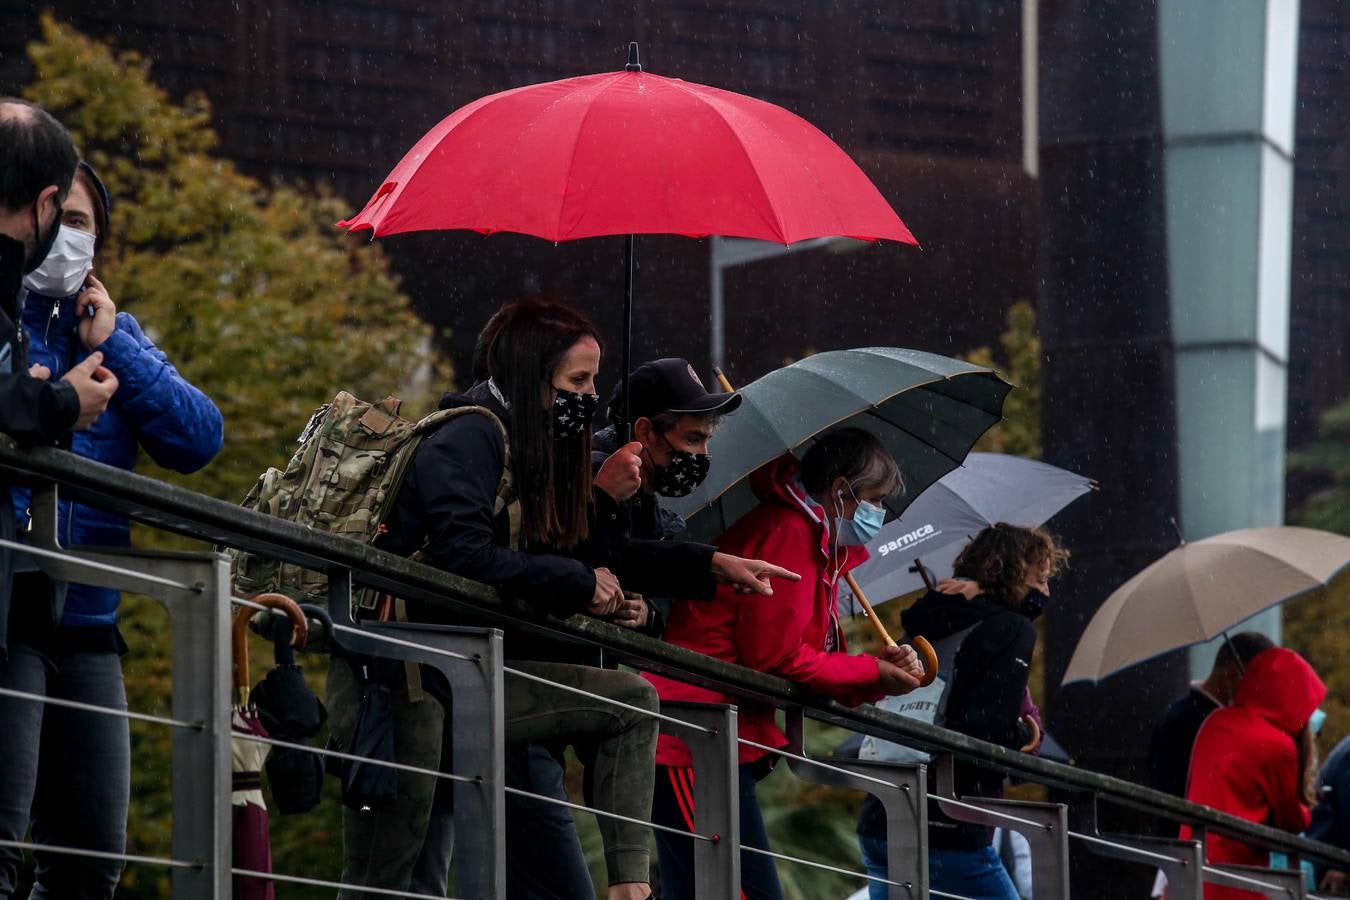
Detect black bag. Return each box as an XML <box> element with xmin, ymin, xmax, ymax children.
<box><xmin>265</xmin><ymin>745</ymin><xmax>326</xmax><ymax>814</ymax></box>
<box><xmin>328</xmin><ymin>656</ymin><xmax>400</xmax><ymax>811</ymax></box>
<box><xmin>249</xmin><ymin>622</ymin><xmax>329</xmax><ymax>815</ymax></box>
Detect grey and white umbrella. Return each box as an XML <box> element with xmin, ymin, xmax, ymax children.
<box><xmin>667</xmin><ymin>348</ymin><xmax>1011</xmax><ymax>542</ymax></box>
<box><xmin>839</xmin><ymin>453</ymin><xmax>1095</xmax><ymax>615</ymax></box>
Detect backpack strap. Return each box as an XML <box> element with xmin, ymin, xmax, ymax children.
<box><xmin>404</xmin><ymin>404</ymin><xmax>518</xmax><ymax>554</ymax></box>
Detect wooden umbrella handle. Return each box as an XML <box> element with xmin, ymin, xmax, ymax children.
<box><xmin>844</xmin><ymin>572</ymin><xmax>939</xmax><ymax>687</ymax></box>
<box><xmin>844</xmin><ymin>572</ymin><xmax>896</xmax><ymax>647</ymax></box>
<box><xmin>1019</xmin><ymin>714</ymin><xmax>1042</xmax><ymax>754</ymax></box>
<box><xmin>713</xmin><ymin>367</ymin><xmax>736</xmax><ymax>394</ymax></box>
<box><xmin>232</xmin><ymin>593</ymin><xmax>309</xmax><ymax>706</ymax></box>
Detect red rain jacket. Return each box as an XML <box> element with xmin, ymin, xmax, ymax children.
<box><xmin>646</xmin><ymin>454</ymin><xmax>885</xmax><ymax>767</ymax></box>
<box><xmin>1181</xmin><ymin>647</ymin><xmax>1326</xmax><ymax>899</ymax></box>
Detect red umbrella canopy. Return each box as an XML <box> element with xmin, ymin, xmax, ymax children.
<box><xmin>339</xmin><ymin>62</ymin><xmax>917</xmax><ymax>246</ymax></box>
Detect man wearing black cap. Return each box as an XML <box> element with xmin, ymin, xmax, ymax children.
<box><xmin>591</xmin><ymin>357</ymin><xmax>742</xmax><ymax>635</ymax></box>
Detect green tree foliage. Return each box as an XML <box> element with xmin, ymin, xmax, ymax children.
<box><xmin>15</xmin><ymin>16</ymin><xmax>443</xmax><ymax>898</ymax></box>
<box><xmin>24</xmin><ymin>14</ymin><xmax>442</xmax><ymax>505</ymax></box>
<box><xmin>1288</xmin><ymin>400</ymin><xmax>1350</xmax><ymax>536</ymax></box>
<box><xmin>962</xmin><ymin>300</ymin><xmax>1042</xmax><ymax>460</ymax></box>
<box><xmin>1282</xmin><ymin>398</ymin><xmax>1350</xmax><ymax>764</ymax></box>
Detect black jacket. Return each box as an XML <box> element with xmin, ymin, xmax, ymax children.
<box><xmin>380</xmin><ymin>383</ymin><xmax>597</xmax><ymax>626</ymax></box>
<box><xmin>1309</xmin><ymin>736</ymin><xmax>1350</xmax><ymax>878</ymax></box>
<box><xmin>1147</xmin><ymin>686</ymin><xmax>1221</xmax><ymax>798</ymax></box>
<box><xmin>859</xmin><ymin>590</ymin><xmax>1036</xmax><ymax>850</ymax></box>
<box><xmin>0</xmin><ymin>235</ymin><xmax>81</xmax><ymax>660</ymax></box>
<box><xmin>381</xmin><ymin>385</ymin><xmax>715</xmax><ymax>660</ymax></box>
<box><xmin>590</xmin><ymin>424</ymin><xmax>716</xmax><ymax>635</ymax></box>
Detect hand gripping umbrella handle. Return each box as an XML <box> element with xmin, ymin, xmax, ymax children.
<box><xmin>232</xmin><ymin>592</ymin><xmax>309</xmax><ymax>706</ymax></box>
<box><xmin>844</xmin><ymin>572</ymin><xmax>939</xmax><ymax>687</ymax></box>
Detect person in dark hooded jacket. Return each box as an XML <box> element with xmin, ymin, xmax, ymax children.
<box><xmin>0</xmin><ymin>159</ymin><xmax>218</xmax><ymax>900</ymax></box>
<box><xmin>857</xmin><ymin>523</ymin><xmax>1068</xmax><ymax>900</ymax></box>
<box><xmin>1181</xmin><ymin>646</ymin><xmax>1326</xmax><ymax>900</ymax></box>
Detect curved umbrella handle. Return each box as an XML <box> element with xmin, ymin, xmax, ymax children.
<box><xmin>232</xmin><ymin>593</ymin><xmax>309</xmax><ymax>706</ymax></box>
<box><xmin>1019</xmin><ymin>714</ymin><xmax>1041</xmax><ymax>754</ymax></box>
<box><xmin>844</xmin><ymin>571</ymin><xmax>941</xmax><ymax>687</ymax></box>
<box><xmin>911</xmin><ymin>635</ymin><xmax>940</xmax><ymax>688</ymax></box>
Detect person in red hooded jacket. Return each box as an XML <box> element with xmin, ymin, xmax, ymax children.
<box><xmin>644</xmin><ymin>427</ymin><xmax>927</xmax><ymax>900</ymax></box>
<box><xmin>1181</xmin><ymin>646</ymin><xmax>1327</xmax><ymax>900</ymax></box>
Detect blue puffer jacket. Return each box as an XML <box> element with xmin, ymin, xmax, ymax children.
<box><xmin>12</xmin><ymin>290</ymin><xmax>224</xmax><ymax>627</ymax></box>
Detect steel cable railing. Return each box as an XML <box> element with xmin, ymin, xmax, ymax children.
<box><xmin>5</xmin><ymin>439</ymin><xmax>1350</xmax><ymax>900</ymax></box>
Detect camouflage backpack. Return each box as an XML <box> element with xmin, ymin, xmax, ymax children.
<box><xmin>230</xmin><ymin>391</ymin><xmax>517</xmax><ymax>612</ymax></box>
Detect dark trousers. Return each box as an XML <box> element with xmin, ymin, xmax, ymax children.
<box><xmin>504</xmin><ymin>744</ymin><xmax>594</xmax><ymax>899</ymax></box>
<box><xmin>652</xmin><ymin>762</ymin><xmax>784</xmax><ymax>900</ymax></box>
<box><xmin>0</xmin><ymin>643</ymin><xmax>129</xmax><ymax>900</ymax></box>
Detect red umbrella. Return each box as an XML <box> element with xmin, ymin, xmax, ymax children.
<box><xmin>339</xmin><ymin>44</ymin><xmax>918</xmax><ymax>426</ymax></box>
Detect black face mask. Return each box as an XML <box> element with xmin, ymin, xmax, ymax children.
<box><xmin>652</xmin><ymin>449</ymin><xmax>711</xmax><ymax>497</ymax></box>
<box><xmin>1022</xmin><ymin>587</ymin><xmax>1050</xmax><ymax>621</ymax></box>
<box><xmin>25</xmin><ymin>200</ymin><xmax>63</xmax><ymax>275</ymax></box>
<box><xmin>552</xmin><ymin>388</ymin><xmax>599</xmax><ymax>438</ymax></box>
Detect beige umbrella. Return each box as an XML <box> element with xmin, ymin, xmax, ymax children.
<box><xmin>1062</xmin><ymin>527</ymin><xmax>1350</xmax><ymax>686</ymax></box>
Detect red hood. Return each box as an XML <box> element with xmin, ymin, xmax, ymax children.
<box><xmin>748</xmin><ymin>453</ymin><xmax>807</xmax><ymax>505</ymax></box>
<box><xmin>1234</xmin><ymin>647</ymin><xmax>1325</xmax><ymax>736</ymax></box>
<box><xmin>746</xmin><ymin>453</ymin><xmax>869</xmax><ymax>571</ymax></box>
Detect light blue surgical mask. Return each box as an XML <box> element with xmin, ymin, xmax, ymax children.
<box><xmin>1311</xmin><ymin>708</ymin><xmax>1327</xmax><ymax>736</ymax></box>
<box><xmin>835</xmin><ymin>486</ymin><xmax>886</xmax><ymax>546</ymax></box>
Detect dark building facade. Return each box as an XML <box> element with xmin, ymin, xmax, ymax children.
<box><xmin>4</xmin><ymin>9</ymin><xmax>1348</xmax><ymax>891</ymax></box>
<box><xmin>0</xmin><ymin>0</ymin><xmax>1036</xmax><ymax>394</ymax></box>
<box><xmin>1289</xmin><ymin>0</ymin><xmax>1350</xmax><ymax>447</ymax></box>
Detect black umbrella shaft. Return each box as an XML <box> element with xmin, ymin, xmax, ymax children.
<box><xmin>621</xmin><ymin>233</ymin><xmax>636</xmax><ymax>442</ymax></box>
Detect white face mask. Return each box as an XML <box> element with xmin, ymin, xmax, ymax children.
<box><xmin>22</xmin><ymin>225</ymin><xmax>95</xmax><ymax>298</ymax></box>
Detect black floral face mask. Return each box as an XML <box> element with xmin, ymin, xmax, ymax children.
<box><xmin>552</xmin><ymin>388</ymin><xmax>599</xmax><ymax>438</ymax></box>
<box><xmin>652</xmin><ymin>449</ymin><xmax>711</xmax><ymax>497</ymax></box>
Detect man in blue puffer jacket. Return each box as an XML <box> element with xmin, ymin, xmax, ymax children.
<box><xmin>0</xmin><ymin>161</ymin><xmax>222</xmax><ymax>900</ymax></box>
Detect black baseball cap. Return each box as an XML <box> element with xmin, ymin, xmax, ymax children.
<box><xmin>607</xmin><ymin>358</ymin><xmax>743</xmax><ymax>425</ymax></box>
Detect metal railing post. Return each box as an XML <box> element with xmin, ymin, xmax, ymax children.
<box><xmin>1075</xmin><ymin>796</ymin><xmax>1203</xmax><ymax>900</ymax></box>
<box><xmin>658</xmin><ymin>701</ymin><xmax>741</xmax><ymax>900</ymax></box>
<box><xmin>150</xmin><ymin>552</ymin><xmax>234</xmax><ymax>900</ymax></box>
<box><xmin>934</xmin><ymin>753</ymin><xmax>1070</xmax><ymax>899</ymax></box>
<box><xmin>328</xmin><ymin>570</ymin><xmax>506</xmax><ymax>899</ymax></box>
<box><xmin>783</xmin><ymin>709</ymin><xmax>927</xmax><ymax>899</ymax></box>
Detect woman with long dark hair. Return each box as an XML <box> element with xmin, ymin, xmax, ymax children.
<box><xmin>332</xmin><ymin>300</ymin><xmax>795</xmax><ymax>900</ymax></box>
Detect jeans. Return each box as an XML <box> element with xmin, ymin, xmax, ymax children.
<box><xmin>0</xmin><ymin>643</ymin><xmax>130</xmax><ymax>900</ymax></box>
<box><xmin>504</xmin><ymin>745</ymin><xmax>594</xmax><ymax>899</ymax></box>
<box><xmin>861</xmin><ymin>835</ymin><xmax>1019</xmax><ymax>900</ymax></box>
<box><xmin>332</xmin><ymin>658</ymin><xmax>658</xmax><ymax>896</ymax></box>
<box><xmin>652</xmin><ymin>762</ymin><xmax>784</xmax><ymax>900</ymax></box>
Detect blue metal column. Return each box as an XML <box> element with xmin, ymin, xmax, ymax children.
<box><xmin>1158</xmin><ymin>0</ymin><xmax>1300</xmax><ymax>667</ymax></box>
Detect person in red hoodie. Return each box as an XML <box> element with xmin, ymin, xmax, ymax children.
<box><xmin>1182</xmin><ymin>646</ymin><xmax>1326</xmax><ymax>900</ymax></box>
<box><xmin>645</xmin><ymin>427</ymin><xmax>927</xmax><ymax>900</ymax></box>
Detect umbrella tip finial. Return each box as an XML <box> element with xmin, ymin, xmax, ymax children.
<box><xmin>626</xmin><ymin>41</ymin><xmax>642</xmax><ymax>72</ymax></box>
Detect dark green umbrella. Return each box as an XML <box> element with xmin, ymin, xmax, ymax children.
<box><xmin>666</xmin><ymin>348</ymin><xmax>1012</xmax><ymax>540</ymax></box>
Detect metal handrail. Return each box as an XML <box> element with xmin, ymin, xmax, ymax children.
<box><xmin>3</xmin><ymin>438</ymin><xmax>1348</xmax><ymax>870</ymax></box>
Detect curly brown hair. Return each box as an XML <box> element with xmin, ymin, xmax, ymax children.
<box><xmin>951</xmin><ymin>523</ymin><xmax>1070</xmax><ymax>611</ymax></box>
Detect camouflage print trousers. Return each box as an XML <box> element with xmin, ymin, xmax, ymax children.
<box><xmin>328</xmin><ymin>658</ymin><xmax>660</xmax><ymax>897</ymax></box>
